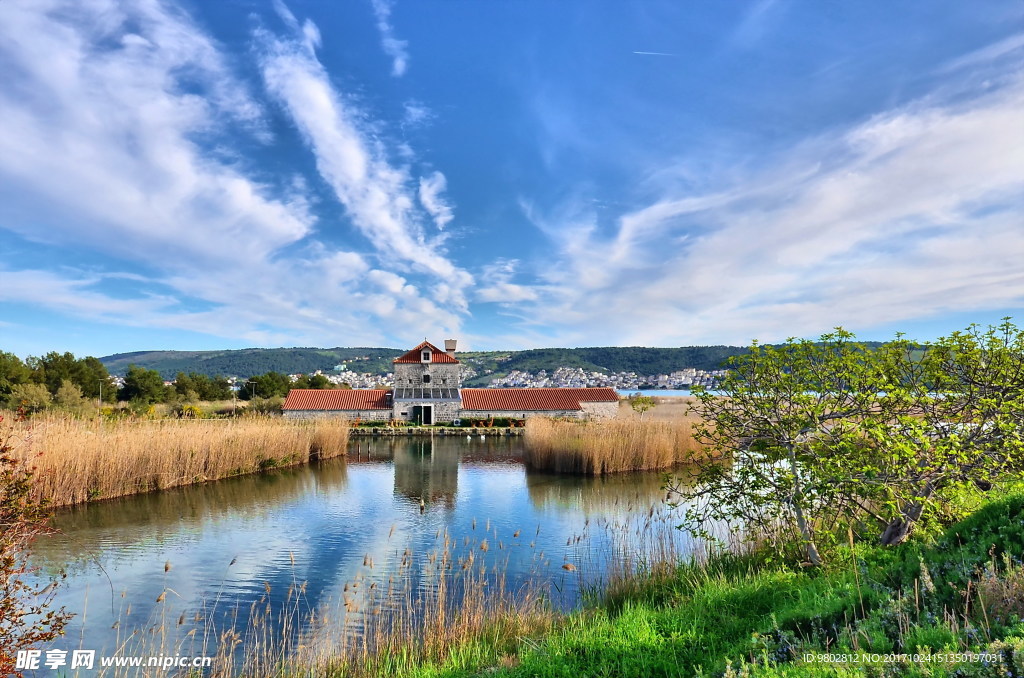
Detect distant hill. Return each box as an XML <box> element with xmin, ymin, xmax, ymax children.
<box><xmin>100</xmin><ymin>347</ymin><xmax>404</xmax><ymax>379</ymax></box>
<box><xmin>99</xmin><ymin>345</ymin><xmax>756</xmax><ymax>381</ymax></box>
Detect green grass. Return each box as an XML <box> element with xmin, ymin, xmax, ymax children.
<box><xmin>329</xmin><ymin>492</ymin><xmax>1024</xmax><ymax>678</ymax></box>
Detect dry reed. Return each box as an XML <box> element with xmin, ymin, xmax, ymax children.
<box><xmin>523</xmin><ymin>415</ymin><xmax>709</xmax><ymax>474</ymax></box>
<box><xmin>6</xmin><ymin>413</ymin><xmax>349</xmax><ymax>507</ymax></box>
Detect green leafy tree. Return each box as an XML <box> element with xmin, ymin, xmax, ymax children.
<box><xmin>0</xmin><ymin>353</ymin><xmax>30</xmax><ymax>397</ymax></box>
<box><xmin>240</xmin><ymin>372</ymin><xmax>292</xmax><ymax>400</ymax></box>
<box><xmin>77</xmin><ymin>356</ymin><xmax>114</xmax><ymax>403</ymax></box>
<box><xmin>25</xmin><ymin>352</ymin><xmax>112</xmax><ymax>402</ymax></box>
<box><xmin>118</xmin><ymin>365</ymin><xmax>168</xmax><ymax>403</ymax></box>
<box><xmin>1</xmin><ymin>413</ymin><xmax>70</xmax><ymax>674</ymax></box>
<box><xmin>6</xmin><ymin>384</ymin><xmax>52</xmax><ymax>413</ymax></box>
<box><xmin>629</xmin><ymin>394</ymin><xmax>656</xmax><ymax>419</ymax></box>
<box><xmin>173</xmin><ymin>372</ymin><xmax>233</xmax><ymax>402</ymax></box>
<box><xmin>54</xmin><ymin>379</ymin><xmax>85</xmax><ymax>409</ymax></box>
<box><xmin>207</xmin><ymin>376</ymin><xmax>234</xmax><ymax>401</ymax></box>
<box><xmin>866</xmin><ymin>321</ymin><xmax>1024</xmax><ymax>545</ymax></box>
<box><xmin>671</xmin><ymin>323</ymin><xmax>1024</xmax><ymax>565</ymax></box>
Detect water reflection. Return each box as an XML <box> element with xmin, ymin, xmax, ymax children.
<box><xmin>29</xmin><ymin>436</ymin><xmax>702</xmax><ymax>669</ymax></box>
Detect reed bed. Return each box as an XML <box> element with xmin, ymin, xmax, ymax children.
<box><xmin>523</xmin><ymin>415</ymin><xmax>709</xmax><ymax>474</ymax></box>
<box><xmin>6</xmin><ymin>413</ymin><xmax>349</xmax><ymax>506</ymax></box>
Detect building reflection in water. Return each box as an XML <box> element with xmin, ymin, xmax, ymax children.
<box><xmin>347</xmin><ymin>436</ymin><xmax>524</xmax><ymax>510</ymax></box>
<box><xmin>392</xmin><ymin>438</ymin><xmax>458</xmax><ymax>509</ymax></box>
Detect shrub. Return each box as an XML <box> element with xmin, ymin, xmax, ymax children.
<box><xmin>0</xmin><ymin>413</ymin><xmax>69</xmax><ymax>675</ymax></box>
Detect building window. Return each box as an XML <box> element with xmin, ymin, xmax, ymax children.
<box><xmin>421</xmin><ymin>350</ymin><xmax>431</xmax><ymax>362</ymax></box>
<box><xmin>423</xmin><ymin>374</ymin><xmax>431</xmax><ymax>384</ymax></box>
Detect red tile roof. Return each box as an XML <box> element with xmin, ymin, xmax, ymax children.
<box><xmin>459</xmin><ymin>388</ymin><xmax>619</xmax><ymax>412</ymax></box>
<box><xmin>283</xmin><ymin>389</ymin><xmax>391</xmax><ymax>411</ymax></box>
<box><xmin>393</xmin><ymin>341</ymin><xmax>460</xmax><ymax>364</ymax></box>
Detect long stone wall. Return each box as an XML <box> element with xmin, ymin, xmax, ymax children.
<box><xmin>283</xmin><ymin>409</ymin><xmax>391</xmax><ymax>421</ymax></box>
<box><xmin>459</xmin><ymin>409</ymin><xmax>582</xmax><ymax>420</ymax></box>
<box><xmin>580</xmin><ymin>400</ymin><xmax>619</xmax><ymax>419</ymax></box>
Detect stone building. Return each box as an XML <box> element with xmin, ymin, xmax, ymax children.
<box><xmin>282</xmin><ymin>339</ymin><xmax>619</xmax><ymax>421</ymax></box>
<box><xmin>390</xmin><ymin>340</ymin><xmax>462</xmax><ymax>424</ymax></box>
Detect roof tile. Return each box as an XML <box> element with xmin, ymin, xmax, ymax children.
<box><xmin>393</xmin><ymin>341</ymin><xmax>459</xmax><ymax>364</ymax></box>
<box><xmin>283</xmin><ymin>389</ymin><xmax>391</xmax><ymax>411</ymax></box>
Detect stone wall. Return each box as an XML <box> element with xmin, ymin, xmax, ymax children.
<box><xmin>283</xmin><ymin>409</ymin><xmax>391</xmax><ymax>421</ymax></box>
<box><xmin>393</xmin><ymin>361</ymin><xmax>462</xmax><ymax>388</ymax></box>
<box><xmin>580</xmin><ymin>400</ymin><xmax>619</xmax><ymax>419</ymax></box>
<box><xmin>458</xmin><ymin>409</ymin><xmax>582</xmax><ymax>420</ymax></box>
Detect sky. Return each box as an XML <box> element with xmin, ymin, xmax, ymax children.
<box><xmin>1</xmin><ymin>0</ymin><xmax>1022</xmax><ymax>358</ymax></box>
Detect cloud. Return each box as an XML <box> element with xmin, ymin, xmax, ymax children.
<box><xmin>511</xmin><ymin>64</ymin><xmax>1024</xmax><ymax>346</ymax></box>
<box><xmin>418</xmin><ymin>172</ymin><xmax>455</xmax><ymax>230</ymax></box>
<box><xmin>0</xmin><ymin>0</ymin><xmax>467</xmax><ymax>348</ymax></box>
<box><xmin>0</xmin><ymin>0</ymin><xmax>307</xmax><ymax>268</ymax></box>
<box><xmin>728</xmin><ymin>0</ymin><xmax>784</xmax><ymax>50</ymax></box>
<box><xmin>938</xmin><ymin>31</ymin><xmax>1024</xmax><ymax>73</ymax></box>
<box><xmin>402</xmin><ymin>100</ymin><xmax>433</xmax><ymax>128</ymax></box>
<box><xmin>369</xmin><ymin>0</ymin><xmax>409</xmax><ymax>77</ymax></box>
<box><xmin>256</xmin><ymin>12</ymin><xmax>472</xmax><ymax>309</ymax></box>
<box><xmin>476</xmin><ymin>260</ymin><xmax>539</xmax><ymax>304</ymax></box>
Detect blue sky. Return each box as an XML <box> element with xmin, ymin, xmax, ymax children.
<box><xmin>1</xmin><ymin>0</ymin><xmax>1022</xmax><ymax>358</ymax></box>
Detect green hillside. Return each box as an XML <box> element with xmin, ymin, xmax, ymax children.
<box><xmin>99</xmin><ymin>345</ymin><xmax>751</xmax><ymax>380</ymax></box>
<box><xmin>99</xmin><ymin>342</ymin><xmax>895</xmax><ymax>381</ymax></box>
<box><xmin>100</xmin><ymin>347</ymin><xmax>404</xmax><ymax>379</ymax></box>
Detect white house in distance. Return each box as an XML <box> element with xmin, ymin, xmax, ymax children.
<box><xmin>282</xmin><ymin>339</ymin><xmax>619</xmax><ymax>423</ymax></box>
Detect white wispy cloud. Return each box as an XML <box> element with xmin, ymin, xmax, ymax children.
<box><xmin>369</xmin><ymin>0</ymin><xmax>409</xmax><ymax>77</ymax></box>
<box><xmin>402</xmin><ymin>100</ymin><xmax>433</xmax><ymax>128</ymax></box>
<box><xmin>256</xmin><ymin>11</ymin><xmax>472</xmax><ymax>310</ymax></box>
<box><xmin>418</xmin><ymin>172</ymin><xmax>455</xmax><ymax>230</ymax></box>
<box><xmin>476</xmin><ymin>260</ymin><xmax>539</xmax><ymax>304</ymax></box>
<box><xmin>0</xmin><ymin>0</ymin><xmax>305</xmax><ymax>268</ymax></box>
<box><xmin>511</xmin><ymin>58</ymin><xmax>1024</xmax><ymax>346</ymax></box>
<box><xmin>0</xmin><ymin>0</ymin><xmax>466</xmax><ymax>348</ymax></box>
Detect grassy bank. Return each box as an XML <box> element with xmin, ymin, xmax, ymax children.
<box><xmin>7</xmin><ymin>413</ymin><xmax>349</xmax><ymax>506</ymax></box>
<box><xmin>523</xmin><ymin>416</ymin><xmax>707</xmax><ymax>474</ymax></box>
<box><xmin>306</xmin><ymin>493</ymin><xmax>1024</xmax><ymax>678</ymax></box>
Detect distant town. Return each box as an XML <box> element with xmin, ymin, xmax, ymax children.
<box><xmin>282</xmin><ymin>364</ymin><xmax>726</xmax><ymax>392</ymax></box>
<box><xmin>97</xmin><ymin>364</ymin><xmax>726</xmax><ymax>392</ymax></box>
<box><xmin>97</xmin><ymin>360</ymin><xmax>729</xmax><ymax>393</ymax></box>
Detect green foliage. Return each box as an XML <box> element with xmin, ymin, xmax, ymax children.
<box><xmin>673</xmin><ymin>320</ymin><xmax>1024</xmax><ymax>565</ymax></box>
<box><xmin>247</xmin><ymin>396</ymin><xmax>283</xmax><ymax>415</ymax></box>
<box><xmin>458</xmin><ymin>417</ymin><xmax>525</xmax><ymax>428</ymax></box>
<box><xmin>26</xmin><ymin>351</ymin><xmax>113</xmax><ymax>401</ymax></box>
<box><xmin>388</xmin><ymin>496</ymin><xmax>1024</xmax><ymax>678</ymax></box>
<box><xmin>629</xmin><ymin>394</ymin><xmax>657</xmax><ymax>419</ymax></box>
<box><xmin>172</xmin><ymin>371</ymin><xmax>233</xmax><ymax>401</ymax></box>
<box><xmin>0</xmin><ymin>352</ymin><xmax>30</xmax><ymax>396</ymax></box>
<box><xmin>292</xmin><ymin>373</ymin><xmax>331</xmax><ymax>389</ymax></box>
<box><xmin>118</xmin><ymin>364</ymin><xmax>168</xmax><ymax>403</ymax></box>
<box><xmin>5</xmin><ymin>383</ymin><xmax>51</xmax><ymax>413</ymax></box>
<box><xmin>54</xmin><ymin>379</ymin><xmax>85</xmax><ymax>408</ymax></box>
<box><xmin>100</xmin><ymin>347</ymin><xmax>405</xmax><ymax>380</ymax></box>
<box><xmin>239</xmin><ymin>371</ymin><xmax>292</xmax><ymax>400</ymax></box>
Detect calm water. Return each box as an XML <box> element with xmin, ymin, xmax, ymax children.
<box><xmin>28</xmin><ymin>437</ymin><xmax>701</xmax><ymax>669</ymax></box>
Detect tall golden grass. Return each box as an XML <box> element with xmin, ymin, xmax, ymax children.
<box><xmin>6</xmin><ymin>413</ymin><xmax>349</xmax><ymax>507</ymax></box>
<box><xmin>523</xmin><ymin>415</ymin><xmax>708</xmax><ymax>474</ymax></box>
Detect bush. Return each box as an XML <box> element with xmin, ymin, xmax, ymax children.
<box><xmin>0</xmin><ymin>413</ymin><xmax>70</xmax><ymax>674</ymax></box>
<box><xmin>247</xmin><ymin>396</ymin><xmax>283</xmax><ymax>415</ymax></box>
<box><xmin>5</xmin><ymin>383</ymin><xmax>51</xmax><ymax>413</ymax></box>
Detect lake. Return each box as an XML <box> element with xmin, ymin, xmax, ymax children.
<box><xmin>28</xmin><ymin>436</ymin><xmax>703</xmax><ymax>670</ymax></box>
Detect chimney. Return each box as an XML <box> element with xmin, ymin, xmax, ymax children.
<box><xmin>444</xmin><ymin>339</ymin><xmax>457</xmax><ymax>357</ymax></box>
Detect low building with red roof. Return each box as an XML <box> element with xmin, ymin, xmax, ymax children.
<box><xmin>282</xmin><ymin>339</ymin><xmax>620</xmax><ymax>422</ymax></box>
